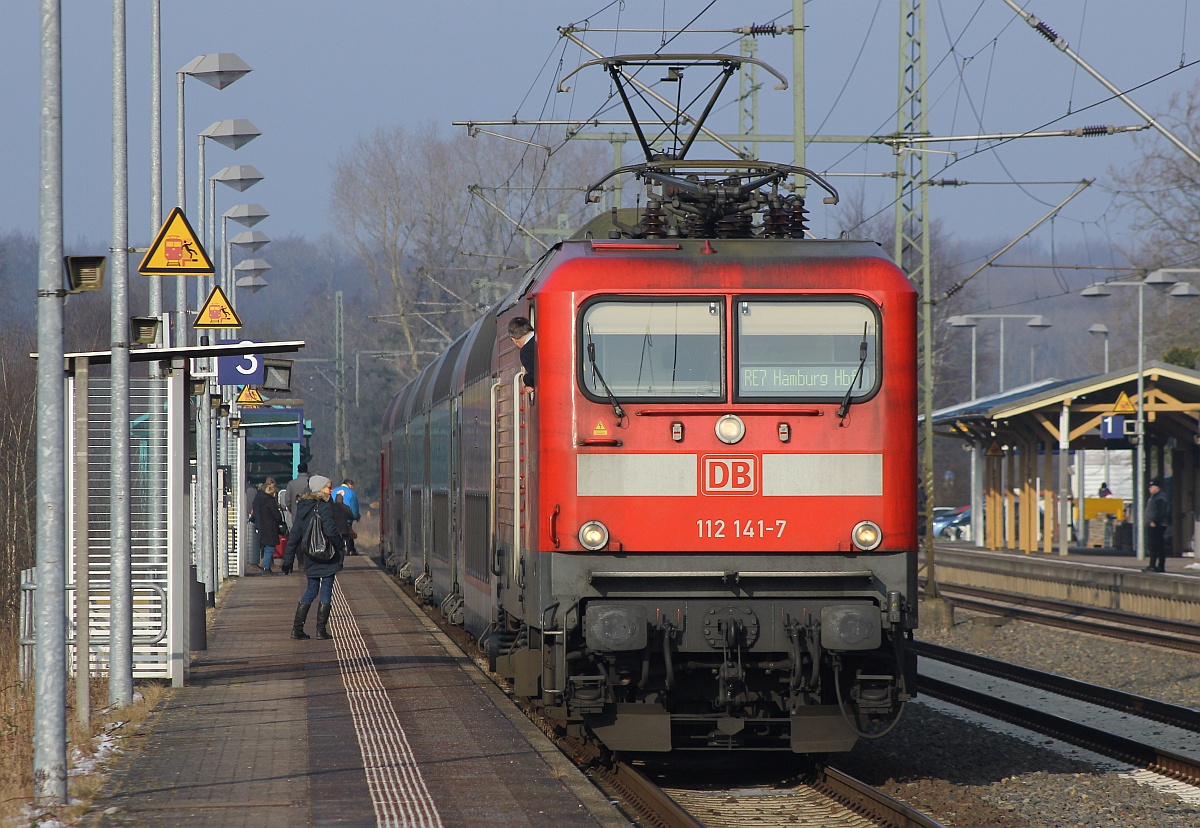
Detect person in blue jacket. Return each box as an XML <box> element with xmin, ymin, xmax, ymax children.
<box><xmin>332</xmin><ymin>479</ymin><xmax>361</xmax><ymax>555</ymax></box>
<box><xmin>282</xmin><ymin>475</ymin><xmax>345</xmax><ymax>639</ymax></box>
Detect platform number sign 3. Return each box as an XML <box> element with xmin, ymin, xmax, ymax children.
<box><xmin>217</xmin><ymin>340</ymin><xmax>265</xmax><ymax>386</ymax></box>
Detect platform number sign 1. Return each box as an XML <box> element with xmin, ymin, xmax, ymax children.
<box><xmin>217</xmin><ymin>340</ymin><xmax>265</xmax><ymax>386</ymax></box>
<box><xmin>1101</xmin><ymin>415</ymin><xmax>1125</xmax><ymax>440</ymax></box>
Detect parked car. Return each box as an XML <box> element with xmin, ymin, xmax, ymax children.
<box><xmin>932</xmin><ymin>506</ymin><xmax>970</xmax><ymax>539</ymax></box>
<box><xmin>919</xmin><ymin>505</ymin><xmax>957</xmax><ymax>536</ymax></box>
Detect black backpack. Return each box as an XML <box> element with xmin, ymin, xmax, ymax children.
<box><xmin>304</xmin><ymin>510</ymin><xmax>336</xmax><ymax>562</ymax></box>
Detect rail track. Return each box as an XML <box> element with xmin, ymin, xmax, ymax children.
<box><xmin>924</xmin><ymin>580</ymin><xmax>1200</xmax><ymax>654</ymax></box>
<box><xmin>395</xmin><ymin>573</ymin><xmax>945</xmax><ymax>827</ymax></box>
<box><xmin>917</xmin><ymin>641</ymin><xmax>1200</xmax><ymax>786</ymax></box>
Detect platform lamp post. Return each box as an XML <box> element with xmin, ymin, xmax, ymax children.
<box><xmin>175</xmin><ymin>54</ymin><xmax>250</xmax><ymax>345</ymax></box>
<box><xmin>205</xmin><ymin>168</ymin><xmax>263</xmax><ymax>590</ymax></box>
<box><xmin>947</xmin><ymin>313</ymin><xmax>1052</xmax><ymax>546</ymax></box>
<box><xmin>193</xmin><ymin>132</ymin><xmax>258</xmax><ymax>601</ymax></box>
<box><xmin>1082</xmin><ymin>270</ymin><xmax>1200</xmax><ymax>562</ymax></box>
<box><xmin>228</xmin><ymin>229</ymin><xmax>269</xmax><ymax>286</ymax></box>
<box><xmin>211</xmin><ymin>167</ymin><xmax>264</xmax><ymax>309</ymax></box>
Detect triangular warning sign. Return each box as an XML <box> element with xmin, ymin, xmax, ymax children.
<box><xmin>236</xmin><ymin>386</ymin><xmax>264</xmax><ymax>407</ymax></box>
<box><xmin>139</xmin><ymin>207</ymin><xmax>214</xmax><ymax>276</ymax></box>
<box><xmin>1113</xmin><ymin>391</ymin><xmax>1137</xmax><ymax>415</ymax></box>
<box><xmin>986</xmin><ymin>440</ymin><xmax>1006</xmax><ymax>458</ymax></box>
<box><xmin>194</xmin><ymin>285</ymin><xmax>242</xmax><ymax>329</ymax></box>
<box><xmin>593</xmin><ymin>421</ymin><xmax>609</xmax><ymax>436</ymax></box>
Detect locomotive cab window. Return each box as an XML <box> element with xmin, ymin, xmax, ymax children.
<box><xmin>580</xmin><ymin>300</ymin><xmax>724</xmax><ymax>400</ymax></box>
<box><xmin>736</xmin><ymin>299</ymin><xmax>880</xmax><ymax>401</ymax></box>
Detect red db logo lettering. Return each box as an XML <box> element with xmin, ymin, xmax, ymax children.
<box><xmin>701</xmin><ymin>455</ymin><xmax>759</xmax><ymax>495</ymax></box>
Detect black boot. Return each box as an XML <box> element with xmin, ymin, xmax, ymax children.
<box><xmin>315</xmin><ymin>602</ymin><xmax>333</xmax><ymax>639</ymax></box>
<box><xmin>291</xmin><ymin>602</ymin><xmax>312</xmax><ymax>640</ymax></box>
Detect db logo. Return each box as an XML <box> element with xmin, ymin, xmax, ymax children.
<box><xmin>701</xmin><ymin>455</ymin><xmax>759</xmax><ymax>495</ymax></box>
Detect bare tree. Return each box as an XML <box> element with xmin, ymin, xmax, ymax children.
<box><xmin>331</xmin><ymin>124</ymin><xmax>607</xmax><ymax>379</ymax></box>
<box><xmin>0</xmin><ymin>330</ymin><xmax>37</xmax><ymax>628</ymax></box>
<box><xmin>1112</xmin><ymin>81</ymin><xmax>1200</xmax><ymax>269</ymax></box>
<box><xmin>1111</xmin><ymin>80</ymin><xmax>1200</xmax><ymax>356</ymax></box>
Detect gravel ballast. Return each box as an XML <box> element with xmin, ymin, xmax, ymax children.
<box><xmin>832</xmin><ymin>601</ymin><xmax>1200</xmax><ymax>827</ymax></box>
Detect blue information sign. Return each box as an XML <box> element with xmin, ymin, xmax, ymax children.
<box><xmin>217</xmin><ymin>339</ymin><xmax>264</xmax><ymax>386</ymax></box>
<box><xmin>1101</xmin><ymin>415</ymin><xmax>1125</xmax><ymax>440</ymax></box>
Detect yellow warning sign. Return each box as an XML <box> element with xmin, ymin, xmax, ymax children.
<box><xmin>138</xmin><ymin>207</ymin><xmax>214</xmax><ymax>276</ymax></box>
<box><xmin>236</xmin><ymin>386</ymin><xmax>264</xmax><ymax>407</ymax></box>
<box><xmin>986</xmin><ymin>440</ymin><xmax>1006</xmax><ymax>458</ymax></box>
<box><xmin>593</xmin><ymin>421</ymin><xmax>609</xmax><ymax>436</ymax></box>
<box><xmin>1113</xmin><ymin>391</ymin><xmax>1137</xmax><ymax>415</ymax></box>
<box><xmin>194</xmin><ymin>285</ymin><xmax>242</xmax><ymax>329</ymax></box>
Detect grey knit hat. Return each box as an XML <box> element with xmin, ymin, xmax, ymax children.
<box><xmin>308</xmin><ymin>475</ymin><xmax>331</xmax><ymax>493</ymax></box>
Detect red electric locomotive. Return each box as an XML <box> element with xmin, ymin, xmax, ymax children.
<box><xmin>380</xmin><ymin>55</ymin><xmax>918</xmax><ymax>753</ymax></box>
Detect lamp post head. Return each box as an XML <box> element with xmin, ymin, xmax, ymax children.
<box><xmin>200</xmin><ymin>119</ymin><xmax>261</xmax><ymax>151</ymax></box>
<box><xmin>229</xmin><ymin>230</ymin><xmax>270</xmax><ymax>253</ymax></box>
<box><xmin>180</xmin><ymin>53</ymin><xmax>251</xmax><ymax>89</ymax></box>
<box><xmin>233</xmin><ymin>259</ymin><xmax>271</xmax><ymax>280</ymax></box>
<box><xmin>1144</xmin><ymin>269</ymin><xmax>1179</xmax><ymax>288</ymax></box>
<box><xmin>1169</xmin><ymin>281</ymin><xmax>1200</xmax><ymax>297</ymax></box>
<box><xmin>223</xmin><ymin>203</ymin><xmax>269</xmax><ymax>228</ymax></box>
<box><xmin>946</xmin><ymin>315</ymin><xmax>977</xmax><ymax>328</ymax></box>
<box><xmin>1081</xmin><ymin>283</ymin><xmax>1112</xmax><ymax>298</ymax></box>
<box><xmin>1026</xmin><ymin>315</ymin><xmax>1051</xmax><ymax>329</ymax></box>
<box><xmin>1087</xmin><ymin>323</ymin><xmax>1109</xmax><ymax>339</ymax></box>
<box><xmin>235</xmin><ymin>274</ymin><xmax>269</xmax><ymax>294</ymax></box>
<box><xmin>213</xmin><ymin>165</ymin><xmax>264</xmax><ymax>192</ymax></box>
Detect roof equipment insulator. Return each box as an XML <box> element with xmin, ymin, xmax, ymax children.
<box><xmin>790</xmin><ymin>198</ymin><xmax>809</xmax><ymax>239</ymax></box>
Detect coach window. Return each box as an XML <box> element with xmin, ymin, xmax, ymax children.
<box><xmin>735</xmin><ymin>299</ymin><xmax>879</xmax><ymax>401</ymax></box>
<box><xmin>580</xmin><ymin>300</ymin><xmax>724</xmax><ymax>400</ymax></box>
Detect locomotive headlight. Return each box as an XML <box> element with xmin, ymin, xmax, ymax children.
<box><xmin>578</xmin><ymin>520</ymin><xmax>610</xmax><ymax>550</ymax></box>
<box><xmin>821</xmin><ymin>605</ymin><xmax>882</xmax><ymax>650</ymax></box>
<box><xmin>715</xmin><ymin>414</ymin><xmax>746</xmax><ymax>444</ymax></box>
<box><xmin>851</xmin><ymin>520</ymin><xmax>883</xmax><ymax>551</ymax></box>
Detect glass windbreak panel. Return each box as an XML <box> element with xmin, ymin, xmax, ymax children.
<box><xmin>737</xmin><ymin>300</ymin><xmax>879</xmax><ymax>399</ymax></box>
<box><xmin>582</xmin><ymin>301</ymin><xmax>723</xmax><ymax>398</ymax></box>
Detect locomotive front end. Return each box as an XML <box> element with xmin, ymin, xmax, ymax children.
<box><xmin>529</xmin><ymin>240</ymin><xmax>918</xmax><ymax>753</ymax></box>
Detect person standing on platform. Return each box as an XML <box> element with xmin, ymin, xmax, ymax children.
<box><xmin>332</xmin><ymin>495</ymin><xmax>355</xmax><ymax>557</ymax></box>
<box><xmin>332</xmin><ymin>479</ymin><xmax>361</xmax><ymax>555</ymax></box>
<box><xmin>1098</xmin><ymin>481</ymin><xmax>1113</xmax><ymax>498</ymax></box>
<box><xmin>282</xmin><ymin>475</ymin><xmax>344</xmax><ymax>639</ymax></box>
<box><xmin>252</xmin><ymin>478</ymin><xmax>286</xmax><ymax>575</ymax></box>
<box><xmin>1145</xmin><ymin>477</ymin><xmax>1170</xmax><ymax>573</ymax></box>
<box><xmin>281</xmin><ymin>462</ymin><xmax>310</xmax><ymax>528</ymax></box>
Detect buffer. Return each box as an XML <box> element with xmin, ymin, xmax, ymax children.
<box><xmin>139</xmin><ymin>207</ymin><xmax>215</xmax><ymax>276</ymax></box>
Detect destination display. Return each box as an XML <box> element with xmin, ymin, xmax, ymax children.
<box><xmin>741</xmin><ymin>364</ymin><xmax>874</xmax><ymax>393</ymax></box>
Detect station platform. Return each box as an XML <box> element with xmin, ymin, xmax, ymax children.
<box><xmin>936</xmin><ymin>539</ymin><xmax>1200</xmax><ymax>576</ymax></box>
<box><xmin>82</xmin><ymin>556</ymin><xmax>629</xmax><ymax>828</ymax></box>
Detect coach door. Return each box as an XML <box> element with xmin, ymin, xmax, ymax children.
<box><xmin>493</xmin><ymin>370</ymin><xmax>526</xmax><ymax>598</ymax></box>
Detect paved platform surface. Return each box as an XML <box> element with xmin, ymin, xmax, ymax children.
<box><xmin>82</xmin><ymin>556</ymin><xmax>629</xmax><ymax>828</ymax></box>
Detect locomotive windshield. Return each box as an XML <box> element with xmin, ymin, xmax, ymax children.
<box><xmin>735</xmin><ymin>299</ymin><xmax>879</xmax><ymax>401</ymax></box>
<box><xmin>581</xmin><ymin>300</ymin><xmax>724</xmax><ymax>399</ymax></box>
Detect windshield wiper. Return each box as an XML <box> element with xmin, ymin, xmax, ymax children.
<box><xmin>587</xmin><ymin>325</ymin><xmax>626</xmax><ymax>420</ymax></box>
<box><xmin>837</xmin><ymin>322</ymin><xmax>870</xmax><ymax>419</ymax></box>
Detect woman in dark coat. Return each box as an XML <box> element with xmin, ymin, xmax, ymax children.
<box><xmin>252</xmin><ymin>478</ymin><xmax>286</xmax><ymax>574</ymax></box>
<box><xmin>282</xmin><ymin>475</ymin><xmax>345</xmax><ymax>639</ymax></box>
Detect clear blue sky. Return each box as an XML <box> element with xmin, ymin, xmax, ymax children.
<box><xmin>2</xmin><ymin>1</ymin><xmax>1199</xmax><ymax>266</ymax></box>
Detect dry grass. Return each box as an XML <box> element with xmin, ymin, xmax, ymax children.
<box><xmin>0</xmin><ymin>627</ymin><xmax>168</xmax><ymax>826</ymax></box>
